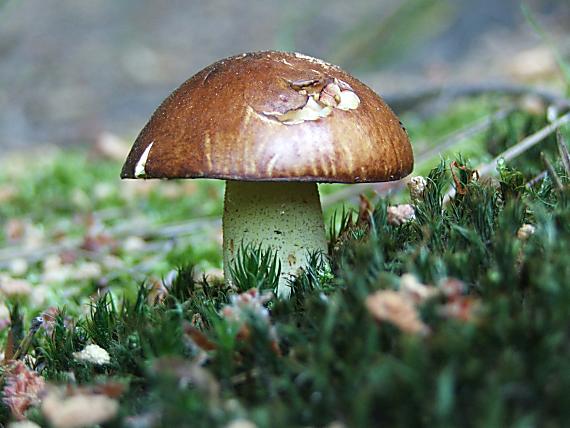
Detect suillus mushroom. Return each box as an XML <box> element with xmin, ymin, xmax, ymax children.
<box><xmin>121</xmin><ymin>51</ymin><xmax>413</xmax><ymax>298</ymax></box>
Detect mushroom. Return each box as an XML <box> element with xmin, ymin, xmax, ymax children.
<box><xmin>121</xmin><ymin>51</ymin><xmax>413</xmax><ymax>298</ymax></box>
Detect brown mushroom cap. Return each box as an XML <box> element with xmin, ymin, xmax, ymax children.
<box><xmin>121</xmin><ymin>51</ymin><xmax>413</xmax><ymax>183</ymax></box>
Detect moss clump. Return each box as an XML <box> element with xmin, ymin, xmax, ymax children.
<box><xmin>4</xmin><ymin>154</ymin><xmax>570</xmax><ymax>427</ymax></box>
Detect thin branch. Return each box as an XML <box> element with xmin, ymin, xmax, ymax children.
<box><xmin>526</xmin><ymin>170</ymin><xmax>548</xmax><ymax>188</ymax></box>
<box><xmin>444</xmin><ymin>112</ymin><xmax>570</xmax><ymax>202</ymax></box>
<box><xmin>556</xmin><ymin>129</ymin><xmax>570</xmax><ymax>176</ymax></box>
<box><xmin>477</xmin><ymin>112</ymin><xmax>570</xmax><ymax>177</ymax></box>
<box><xmin>414</xmin><ymin>106</ymin><xmax>514</xmax><ymax>162</ymax></box>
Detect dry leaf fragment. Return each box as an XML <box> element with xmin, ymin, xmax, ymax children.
<box><xmin>399</xmin><ymin>273</ymin><xmax>439</xmax><ymax>305</ymax></box>
<box><xmin>0</xmin><ymin>275</ymin><xmax>33</xmax><ymax>299</ymax></box>
<box><xmin>365</xmin><ymin>290</ymin><xmax>429</xmax><ymax>335</ymax></box>
<box><xmin>5</xmin><ymin>219</ymin><xmax>26</xmax><ymax>242</ymax></box>
<box><xmin>439</xmin><ymin>277</ymin><xmax>466</xmax><ymax>299</ymax></box>
<box><xmin>439</xmin><ymin>297</ymin><xmax>481</xmax><ymax>322</ymax></box>
<box><xmin>2</xmin><ymin>361</ymin><xmax>46</xmax><ymax>420</ymax></box>
<box><xmin>184</xmin><ymin>323</ymin><xmax>217</xmax><ymax>352</ymax></box>
<box><xmin>407</xmin><ymin>176</ymin><xmax>427</xmax><ymax>201</ymax></box>
<box><xmin>387</xmin><ymin>204</ymin><xmax>415</xmax><ymax>226</ymax></box>
<box><xmin>357</xmin><ymin>194</ymin><xmax>374</xmax><ymax>228</ymax></box>
<box><xmin>41</xmin><ymin>389</ymin><xmax>119</xmax><ymax>428</ymax></box>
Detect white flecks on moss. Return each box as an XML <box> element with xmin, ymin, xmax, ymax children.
<box><xmin>72</xmin><ymin>344</ymin><xmax>110</xmax><ymax>365</ymax></box>
<box><xmin>134</xmin><ymin>142</ymin><xmax>154</xmax><ymax>178</ymax></box>
<box><xmin>223</xmin><ymin>182</ymin><xmax>328</xmax><ymax>298</ymax></box>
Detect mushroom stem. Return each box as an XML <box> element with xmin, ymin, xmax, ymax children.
<box><xmin>223</xmin><ymin>181</ymin><xmax>328</xmax><ymax>298</ymax></box>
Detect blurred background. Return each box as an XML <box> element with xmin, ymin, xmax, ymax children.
<box><xmin>1</xmin><ymin>0</ymin><xmax>568</xmax><ymax>152</ymax></box>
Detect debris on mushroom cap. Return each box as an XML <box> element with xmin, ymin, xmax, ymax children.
<box><xmin>387</xmin><ymin>204</ymin><xmax>415</xmax><ymax>226</ymax></box>
<box><xmin>265</xmin><ymin>77</ymin><xmax>360</xmax><ymax>125</ymax></box>
<box><xmin>336</xmin><ymin>90</ymin><xmax>360</xmax><ymax>110</ymax></box>
<box><xmin>134</xmin><ymin>142</ymin><xmax>153</xmax><ymax>178</ymax></box>
<box><xmin>121</xmin><ymin>51</ymin><xmax>413</xmax><ymax>183</ymax></box>
<box><xmin>268</xmin><ymin>96</ymin><xmax>333</xmax><ymax>125</ymax></box>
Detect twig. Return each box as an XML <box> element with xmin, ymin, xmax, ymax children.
<box><xmin>384</xmin><ymin>82</ymin><xmax>570</xmax><ymax>114</ymax></box>
<box><xmin>444</xmin><ymin>112</ymin><xmax>570</xmax><ymax>202</ymax></box>
<box><xmin>526</xmin><ymin>170</ymin><xmax>548</xmax><ymax>188</ymax></box>
<box><xmin>413</xmin><ymin>106</ymin><xmax>514</xmax><ymax>162</ymax></box>
<box><xmin>476</xmin><ymin>112</ymin><xmax>570</xmax><ymax>177</ymax></box>
<box><xmin>556</xmin><ymin>129</ymin><xmax>570</xmax><ymax>176</ymax></box>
